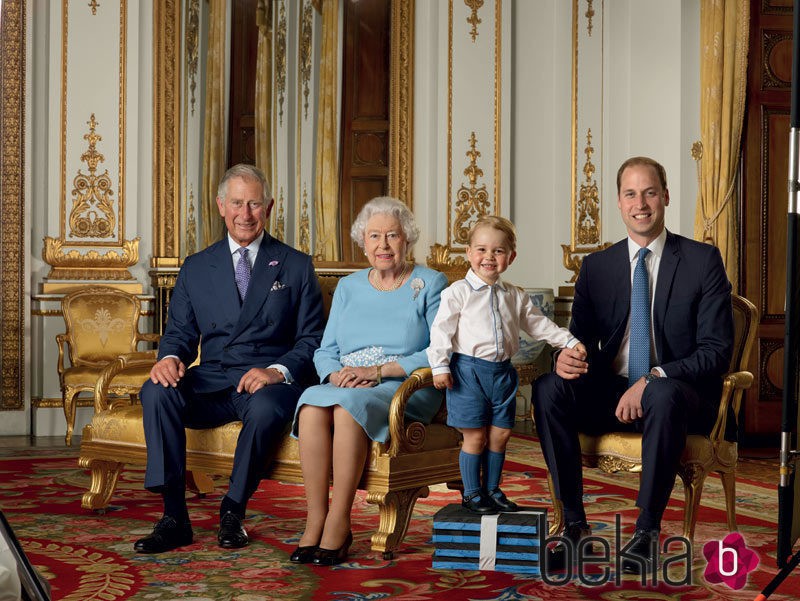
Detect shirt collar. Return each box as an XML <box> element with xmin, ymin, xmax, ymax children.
<box><xmin>227</xmin><ymin>230</ymin><xmax>265</xmax><ymax>256</ymax></box>
<box><xmin>465</xmin><ymin>268</ymin><xmax>508</xmax><ymax>291</ymax></box>
<box><xmin>626</xmin><ymin>228</ymin><xmax>667</xmax><ymax>263</ymax></box>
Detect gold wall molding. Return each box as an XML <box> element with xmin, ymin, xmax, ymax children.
<box><xmin>562</xmin><ymin>0</ymin><xmax>611</xmax><ymax>283</ymax></box>
<box><xmin>60</xmin><ymin>0</ymin><xmax>127</xmax><ymax>246</ymax></box>
<box><xmin>0</xmin><ymin>0</ymin><xmax>25</xmax><ymax>411</ymax></box>
<box><xmin>276</xmin><ymin>0</ymin><xmax>287</xmax><ymax>126</ymax></box>
<box><xmin>187</xmin><ymin>186</ymin><xmax>197</xmax><ymax>255</ymax></box>
<box><xmin>389</xmin><ymin>0</ymin><xmax>414</xmax><ymax>206</ymax></box>
<box><xmin>453</xmin><ymin>132</ymin><xmax>489</xmax><ymax>245</ymax></box>
<box><xmin>89</xmin><ymin>1</ymin><xmax>100</xmax><ymax>16</ymax></box>
<box><xmin>299</xmin><ymin>0</ymin><xmax>313</xmax><ymax>119</ymax></box>
<box><xmin>152</xmin><ymin>0</ymin><xmax>181</xmax><ymax>264</ymax></box>
<box><xmin>465</xmin><ymin>0</ymin><xmax>483</xmax><ymax>42</ymax></box>
<box><xmin>69</xmin><ymin>114</ymin><xmax>116</xmax><ymax>238</ymax></box>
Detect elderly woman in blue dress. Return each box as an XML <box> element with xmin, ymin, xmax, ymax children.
<box><xmin>289</xmin><ymin>197</ymin><xmax>448</xmax><ymax>566</ymax></box>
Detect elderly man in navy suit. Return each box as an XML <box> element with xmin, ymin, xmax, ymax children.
<box><xmin>533</xmin><ymin>156</ymin><xmax>733</xmax><ymax>574</ymax></box>
<box><xmin>134</xmin><ymin>164</ymin><xmax>324</xmax><ymax>553</ymax></box>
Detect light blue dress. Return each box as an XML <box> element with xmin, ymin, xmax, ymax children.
<box><xmin>292</xmin><ymin>265</ymin><xmax>448</xmax><ymax>442</ymax></box>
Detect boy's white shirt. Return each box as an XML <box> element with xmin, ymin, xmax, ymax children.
<box><xmin>427</xmin><ymin>269</ymin><xmax>577</xmax><ymax>376</ymax></box>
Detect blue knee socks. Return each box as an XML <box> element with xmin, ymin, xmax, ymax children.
<box><xmin>484</xmin><ymin>449</ymin><xmax>505</xmax><ymax>493</ymax></box>
<box><xmin>459</xmin><ymin>450</ymin><xmax>482</xmax><ymax>498</ymax></box>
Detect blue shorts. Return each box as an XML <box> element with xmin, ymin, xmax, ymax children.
<box><xmin>446</xmin><ymin>353</ymin><xmax>519</xmax><ymax>429</ymax></box>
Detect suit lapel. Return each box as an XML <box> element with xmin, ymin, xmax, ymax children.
<box><xmin>208</xmin><ymin>239</ymin><xmax>242</xmax><ymax>326</ymax></box>
<box><xmin>653</xmin><ymin>231</ymin><xmax>679</xmax><ymax>363</ymax></box>
<box><xmin>230</xmin><ymin>234</ymin><xmax>285</xmax><ymax>339</ymax></box>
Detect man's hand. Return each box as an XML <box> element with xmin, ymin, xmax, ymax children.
<box><xmin>433</xmin><ymin>373</ymin><xmax>453</xmax><ymax>390</ymax></box>
<box><xmin>554</xmin><ymin>342</ymin><xmax>588</xmax><ymax>380</ymax></box>
<box><xmin>615</xmin><ymin>377</ymin><xmax>647</xmax><ymax>423</ymax></box>
<box><xmin>150</xmin><ymin>356</ymin><xmax>186</xmax><ymax>388</ymax></box>
<box><xmin>237</xmin><ymin>367</ymin><xmax>285</xmax><ymax>394</ymax></box>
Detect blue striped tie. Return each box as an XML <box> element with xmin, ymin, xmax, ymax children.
<box><xmin>629</xmin><ymin>247</ymin><xmax>651</xmax><ymax>386</ymax></box>
<box><xmin>234</xmin><ymin>247</ymin><xmax>251</xmax><ymax>302</ymax></box>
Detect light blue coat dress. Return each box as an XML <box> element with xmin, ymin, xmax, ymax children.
<box><xmin>292</xmin><ymin>265</ymin><xmax>448</xmax><ymax>442</ymax></box>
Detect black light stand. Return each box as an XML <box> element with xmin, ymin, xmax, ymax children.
<box><xmin>757</xmin><ymin>1</ymin><xmax>800</xmax><ymax>598</ymax></box>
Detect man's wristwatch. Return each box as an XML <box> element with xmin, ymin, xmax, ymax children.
<box><xmin>643</xmin><ymin>372</ymin><xmax>659</xmax><ymax>385</ymax></box>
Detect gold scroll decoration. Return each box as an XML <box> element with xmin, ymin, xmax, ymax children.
<box><xmin>453</xmin><ymin>132</ymin><xmax>490</xmax><ymax>245</ymax></box>
<box><xmin>427</xmin><ymin>243</ymin><xmax>470</xmax><ymax>285</ymax></box>
<box><xmin>561</xmin><ymin>129</ymin><xmax>612</xmax><ymax>283</ymax></box>
<box><xmin>69</xmin><ymin>114</ymin><xmax>116</xmax><ymax>238</ymax></box>
<box><xmin>274</xmin><ymin>187</ymin><xmax>286</xmax><ymax>242</ymax></box>
<box><xmin>276</xmin><ymin>0</ymin><xmax>287</xmax><ymax>126</ymax></box>
<box><xmin>465</xmin><ymin>0</ymin><xmax>483</xmax><ymax>42</ymax></box>
<box><xmin>42</xmin><ymin>236</ymin><xmax>140</xmax><ymax>285</ymax></box>
<box><xmin>299</xmin><ymin>0</ymin><xmax>313</xmax><ymax>119</ymax></box>
<box><xmin>299</xmin><ymin>185</ymin><xmax>310</xmax><ymax>254</ymax></box>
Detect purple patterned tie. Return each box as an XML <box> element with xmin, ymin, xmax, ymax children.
<box><xmin>234</xmin><ymin>247</ymin><xmax>251</xmax><ymax>301</ymax></box>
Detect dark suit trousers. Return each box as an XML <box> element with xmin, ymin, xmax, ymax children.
<box><xmin>533</xmin><ymin>371</ymin><xmax>716</xmax><ymax>526</ymax></box>
<box><xmin>140</xmin><ymin>379</ymin><xmax>301</xmax><ymax>505</ymax></box>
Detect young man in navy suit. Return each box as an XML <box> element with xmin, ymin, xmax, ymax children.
<box><xmin>533</xmin><ymin>156</ymin><xmax>734</xmax><ymax>574</ymax></box>
<box><xmin>134</xmin><ymin>164</ymin><xmax>324</xmax><ymax>553</ymax></box>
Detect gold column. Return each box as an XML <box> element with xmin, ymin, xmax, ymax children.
<box><xmin>151</xmin><ymin>0</ymin><xmax>182</xmax><ymax>331</ymax></box>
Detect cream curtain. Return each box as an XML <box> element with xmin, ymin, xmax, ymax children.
<box><xmin>694</xmin><ymin>0</ymin><xmax>750</xmax><ymax>290</ymax></box>
<box><xmin>255</xmin><ymin>0</ymin><xmax>273</xmax><ymax>207</ymax></box>
<box><xmin>313</xmin><ymin>0</ymin><xmax>340</xmax><ymax>260</ymax></box>
<box><xmin>201</xmin><ymin>0</ymin><xmax>227</xmax><ymax>247</ymax></box>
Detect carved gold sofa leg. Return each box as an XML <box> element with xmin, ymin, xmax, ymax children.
<box><xmin>367</xmin><ymin>486</ymin><xmax>429</xmax><ymax>560</ymax></box>
<box><xmin>186</xmin><ymin>471</ymin><xmax>216</xmax><ymax>497</ymax></box>
<box><xmin>719</xmin><ymin>469</ymin><xmax>738</xmax><ymax>532</ymax></box>
<box><xmin>78</xmin><ymin>457</ymin><xmax>124</xmax><ymax>512</ymax></box>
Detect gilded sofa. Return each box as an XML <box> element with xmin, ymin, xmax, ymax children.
<box><xmin>77</xmin><ymin>274</ymin><xmax>463</xmax><ymax>559</ymax></box>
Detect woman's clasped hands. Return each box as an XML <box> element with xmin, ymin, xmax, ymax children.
<box><xmin>331</xmin><ymin>366</ymin><xmax>378</xmax><ymax>388</ymax></box>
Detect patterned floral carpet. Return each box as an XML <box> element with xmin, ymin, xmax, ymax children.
<box><xmin>1</xmin><ymin>434</ymin><xmax>798</xmax><ymax>601</ymax></box>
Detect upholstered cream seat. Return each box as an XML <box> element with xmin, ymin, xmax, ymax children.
<box><xmin>545</xmin><ymin>294</ymin><xmax>758</xmax><ymax>542</ymax></box>
<box><xmin>56</xmin><ymin>286</ymin><xmax>159</xmax><ymax>446</ymax></box>
<box><xmin>78</xmin><ymin>274</ymin><xmax>463</xmax><ymax>559</ymax></box>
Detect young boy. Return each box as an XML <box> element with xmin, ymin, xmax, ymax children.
<box><xmin>427</xmin><ymin>216</ymin><xmax>586</xmax><ymax>514</ymax></box>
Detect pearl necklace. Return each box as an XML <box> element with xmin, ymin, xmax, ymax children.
<box><xmin>370</xmin><ymin>263</ymin><xmax>409</xmax><ymax>291</ymax></box>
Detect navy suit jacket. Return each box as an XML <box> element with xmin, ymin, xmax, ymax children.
<box><xmin>570</xmin><ymin>231</ymin><xmax>733</xmax><ymax>401</ymax></box>
<box><xmin>157</xmin><ymin>233</ymin><xmax>325</xmax><ymax>393</ymax></box>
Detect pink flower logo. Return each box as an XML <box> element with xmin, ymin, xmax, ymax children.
<box><xmin>702</xmin><ymin>532</ymin><xmax>759</xmax><ymax>589</ymax></box>
<box><xmin>269</xmin><ymin>260</ymin><xmax>279</xmax><ymax>266</ymax></box>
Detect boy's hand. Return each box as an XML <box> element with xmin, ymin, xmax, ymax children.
<box><xmin>433</xmin><ymin>373</ymin><xmax>453</xmax><ymax>390</ymax></box>
<box><xmin>574</xmin><ymin>341</ymin><xmax>587</xmax><ymax>358</ymax></box>
<box><xmin>555</xmin><ymin>343</ymin><xmax>588</xmax><ymax>380</ymax></box>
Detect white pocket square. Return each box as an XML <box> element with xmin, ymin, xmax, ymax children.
<box><xmin>271</xmin><ymin>281</ymin><xmax>287</xmax><ymax>291</ymax></box>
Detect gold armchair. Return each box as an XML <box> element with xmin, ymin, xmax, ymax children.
<box><xmin>546</xmin><ymin>294</ymin><xmax>758</xmax><ymax>542</ymax></box>
<box><xmin>57</xmin><ymin>286</ymin><xmax>159</xmax><ymax>445</ymax></box>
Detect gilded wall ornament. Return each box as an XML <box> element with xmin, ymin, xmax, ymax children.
<box><xmin>576</xmin><ymin>129</ymin><xmax>600</xmax><ymax>246</ymax></box>
<box><xmin>426</xmin><ymin>243</ymin><xmax>470</xmax><ymax>284</ymax></box>
<box><xmin>276</xmin><ymin>0</ymin><xmax>287</xmax><ymax>126</ymax></box>
<box><xmin>186</xmin><ymin>0</ymin><xmax>199</xmax><ymax>115</ymax></box>
<box><xmin>585</xmin><ymin>0</ymin><xmax>594</xmax><ymax>36</ymax></box>
<box><xmin>275</xmin><ymin>187</ymin><xmax>286</xmax><ymax>242</ymax></box>
<box><xmin>43</xmin><ymin>236</ymin><xmax>140</xmax><ymax>281</ymax></box>
<box><xmin>453</xmin><ymin>132</ymin><xmax>490</xmax><ymax>245</ymax></box>
<box><xmin>186</xmin><ymin>185</ymin><xmax>197</xmax><ymax>255</ymax></box>
<box><xmin>465</xmin><ymin>0</ymin><xmax>484</xmax><ymax>42</ymax></box>
<box><xmin>89</xmin><ymin>0</ymin><xmax>100</xmax><ymax>15</ymax></box>
<box><xmin>299</xmin><ymin>185</ymin><xmax>311</xmax><ymax>254</ymax></box>
<box><xmin>299</xmin><ymin>0</ymin><xmax>313</xmax><ymax>119</ymax></box>
<box><xmin>69</xmin><ymin>114</ymin><xmax>116</xmax><ymax>238</ymax></box>
<box><xmin>388</xmin><ymin>0</ymin><xmax>414</xmax><ymax>205</ymax></box>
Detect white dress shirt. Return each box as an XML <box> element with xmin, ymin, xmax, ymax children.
<box><xmin>427</xmin><ymin>269</ymin><xmax>577</xmax><ymax>376</ymax></box>
<box><xmin>612</xmin><ymin>228</ymin><xmax>667</xmax><ymax>378</ymax></box>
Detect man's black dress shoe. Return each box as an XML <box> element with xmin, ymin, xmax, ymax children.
<box><xmin>289</xmin><ymin>545</ymin><xmax>318</xmax><ymax>564</ymax></box>
<box><xmin>462</xmin><ymin>492</ymin><xmax>498</xmax><ymax>514</ymax></box>
<box><xmin>218</xmin><ymin>511</ymin><xmax>249</xmax><ymax>549</ymax></box>
<box><xmin>133</xmin><ymin>516</ymin><xmax>193</xmax><ymax>554</ymax></box>
<box><xmin>620</xmin><ymin>529</ymin><xmax>659</xmax><ymax>575</ymax></box>
<box><xmin>312</xmin><ymin>532</ymin><xmax>353</xmax><ymax>566</ymax></box>
<box><xmin>488</xmin><ymin>489</ymin><xmax>519</xmax><ymax>512</ymax></box>
<box><xmin>545</xmin><ymin>521</ymin><xmax>592</xmax><ymax>570</ymax></box>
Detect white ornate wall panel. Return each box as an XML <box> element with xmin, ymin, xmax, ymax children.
<box><xmin>438</xmin><ymin>0</ymin><xmax>510</xmax><ymax>265</ymax></box>
<box><xmin>272</xmin><ymin>0</ymin><xmax>294</xmax><ymax>245</ymax></box>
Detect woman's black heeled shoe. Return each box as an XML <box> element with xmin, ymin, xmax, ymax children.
<box><xmin>289</xmin><ymin>545</ymin><xmax>318</xmax><ymax>564</ymax></box>
<box><xmin>312</xmin><ymin>532</ymin><xmax>353</xmax><ymax>566</ymax></box>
